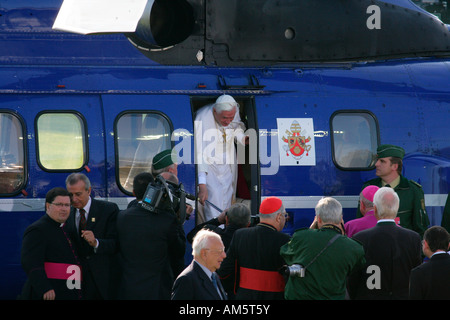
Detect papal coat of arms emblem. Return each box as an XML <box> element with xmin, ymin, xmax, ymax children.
<box><xmin>282</xmin><ymin>120</ymin><xmax>311</xmax><ymax>160</ymax></box>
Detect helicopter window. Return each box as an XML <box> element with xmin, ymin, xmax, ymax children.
<box><xmin>36</xmin><ymin>112</ymin><xmax>87</xmax><ymax>171</ymax></box>
<box><xmin>115</xmin><ymin>112</ymin><xmax>172</xmax><ymax>193</ymax></box>
<box><xmin>0</xmin><ymin>112</ymin><xmax>25</xmax><ymax>195</ymax></box>
<box><xmin>330</xmin><ymin>111</ymin><xmax>379</xmax><ymax>170</ymax></box>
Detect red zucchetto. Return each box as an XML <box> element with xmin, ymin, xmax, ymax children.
<box><xmin>259</xmin><ymin>196</ymin><xmax>283</xmax><ymax>214</ymax></box>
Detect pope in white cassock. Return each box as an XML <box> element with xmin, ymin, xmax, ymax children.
<box><xmin>195</xmin><ymin>95</ymin><xmax>248</xmax><ymax>222</ymax></box>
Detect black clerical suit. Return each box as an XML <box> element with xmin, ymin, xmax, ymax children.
<box><xmin>66</xmin><ymin>197</ymin><xmax>119</xmax><ymax>300</ymax></box>
<box><xmin>348</xmin><ymin>221</ymin><xmax>422</xmax><ymax>300</ymax></box>
<box><xmin>116</xmin><ymin>202</ymin><xmax>186</xmax><ymax>300</ymax></box>
<box><xmin>217</xmin><ymin>223</ymin><xmax>291</xmax><ymax>300</ymax></box>
<box><xmin>20</xmin><ymin>214</ymin><xmax>82</xmax><ymax>300</ymax></box>
<box><xmin>409</xmin><ymin>252</ymin><xmax>450</xmax><ymax>299</ymax></box>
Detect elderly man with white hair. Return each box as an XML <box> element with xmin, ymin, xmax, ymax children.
<box><xmin>194</xmin><ymin>94</ymin><xmax>248</xmax><ymax>222</ymax></box>
<box><xmin>348</xmin><ymin>187</ymin><xmax>422</xmax><ymax>300</ymax></box>
<box><xmin>171</xmin><ymin>229</ymin><xmax>227</xmax><ymax>300</ymax></box>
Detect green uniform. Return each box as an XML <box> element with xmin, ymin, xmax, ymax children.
<box><xmin>280</xmin><ymin>226</ymin><xmax>365</xmax><ymax>300</ymax></box>
<box><xmin>357</xmin><ymin>175</ymin><xmax>429</xmax><ymax>236</ymax></box>
<box><xmin>441</xmin><ymin>193</ymin><xmax>450</xmax><ymax>233</ymax></box>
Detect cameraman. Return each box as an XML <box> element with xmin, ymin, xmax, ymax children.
<box><xmin>116</xmin><ymin>172</ymin><xmax>186</xmax><ymax>300</ymax></box>
<box><xmin>152</xmin><ymin>149</ymin><xmax>193</xmax><ymax>218</ymax></box>
<box><xmin>280</xmin><ymin>197</ymin><xmax>366</xmax><ymax>300</ymax></box>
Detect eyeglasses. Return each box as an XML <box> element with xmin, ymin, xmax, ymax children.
<box><xmin>205</xmin><ymin>248</ymin><xmax>225</xmax><ymax>255</ymax></box>
<box><xmin>51</xmin><ymin>202</ymin><xmax>71</xmax><ymax>208</ymax></box>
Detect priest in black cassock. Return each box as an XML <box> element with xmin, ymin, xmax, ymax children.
<box><xmin>20</xmin><ymin>187</ymin><xmax>82</xmax><ymax>300</ymax></box>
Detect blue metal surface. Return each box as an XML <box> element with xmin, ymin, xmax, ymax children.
<box><xmin>0</xmin><ymin>1</ymin><xmax>449</xmax><ymax>299</ymax></box>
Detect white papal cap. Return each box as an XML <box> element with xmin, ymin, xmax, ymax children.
<box><xmin>213</xmin><ymin>94</ymin><xmax>239</xmax><ymax>112</ymax></box>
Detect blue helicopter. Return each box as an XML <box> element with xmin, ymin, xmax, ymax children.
<box><xmin>0</xmin><ymin>0</ymin><xmax>449</xmax><ymax>299</ymax></box>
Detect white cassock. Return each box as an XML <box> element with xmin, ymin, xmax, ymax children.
<box><xmin>194</xmin><ymin>104</ymin><xmax>246</xmax><ymax>221</ymax></box>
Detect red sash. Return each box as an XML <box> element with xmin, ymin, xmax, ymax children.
<box><xmin>44</xmin><ymin>262</ymin><xmax>82</xmax><ymax>280</ymax></box>
<box><xmin>239</xmin><ymin>267</ymin><xmax>285</xmax><ymax>292</ymax></box>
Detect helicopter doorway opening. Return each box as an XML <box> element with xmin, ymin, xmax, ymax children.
<box><xmin>191</xmin><ymin>96</ymin><xmax>260</xmax><ymax>225</ymax></box>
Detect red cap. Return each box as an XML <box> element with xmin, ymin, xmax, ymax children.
<box><xmin>259</xmin><ymin>197</ymin><xmax>283</xmax><ymax>214</ymax></box>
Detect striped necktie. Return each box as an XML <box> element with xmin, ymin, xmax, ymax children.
<box><xmin>79</xmin><ymin>208</ymin><xmax>87</xmax><ymax>234</ymax></box>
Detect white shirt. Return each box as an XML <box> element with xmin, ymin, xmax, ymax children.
<box><xmin>76</xmin><ymin>197</ymin><xmax>98</xmax><ymax>249</ymax></box>
<box><xmin>377</xmin><ymin>219</ymin><xmax>396</xmax><ymax>224</ymax></box>
<box><xmin>431</xmin><ymin>251</ymin><xmax>447</xmax><ymax>258</ymax></box>
<box><xmin>76</xmin><ymin>197</ymin><xmax>92</xmax><ymax>231</ymax></box>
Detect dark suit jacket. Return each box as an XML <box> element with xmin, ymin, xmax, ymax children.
<box><xmin>348</xmin><ymin>221</ymin><xmax>422</xmax><ymax>299</ymax></box>
<box><xmin>116</xmin><ymin>204</ymin><xmax>186</xmax><ymax>300</ymax></box>
<box><xmin>409</xmin><ymin>253</ymin><xmax>450</xmax><ymax>299</ymax></box>
<box><xmin>172</xmin><ymin>261</ymin><xmax>227</xmax><ymax>300</ymax></box>
<box><xmin>66</xmin><ymin>197</ymin><xmax>119</xmax><ymax>299</ymax></box>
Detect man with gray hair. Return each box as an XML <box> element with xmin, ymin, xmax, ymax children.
<box><xmin>65</xmin><ymin>172</ymin><xmax>120</xmax><ymax>299</ymax></box>
<box><xmin>280</xmin><ymin>197</ymin><xmax>365</xmax><ymax>300</ymax></box>
<box><xmin>195</xmin><ymin>94</ymin><xmax>249</xmax><ymax>222</ymax></box>
<box><xmin>348</xmin><ymin>187</ymin><xmax>422</xmax><ymax>300</ymax></box>
<box><xmin>172</xmin><ymin>229</ymin><xmax>227</xmax><ymax>300</ymax></box>
<box><xmin>186</xmin><ymin>203</ymin><xmax>251</xmax><ymax>250</ymax></box>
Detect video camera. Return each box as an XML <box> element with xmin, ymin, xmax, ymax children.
<box><xmin>141</xmin><ymin>174</ymin><xmax>196</xmax><ymax>224</ymax></box>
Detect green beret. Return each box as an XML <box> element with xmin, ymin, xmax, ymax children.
<box><xmin>376</xmin><ymin>144</ymin><xmax>405</xmax><ymax>159</ymax></box>
<box><xmin>152</xmin><ymin>149</ymin><xmax>177</xmax><ymax>170</ymax></box>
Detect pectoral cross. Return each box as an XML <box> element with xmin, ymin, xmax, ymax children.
<box><xmin>222</xmin><ymin>128</ymin><xmax>227</xmax><ymax>142</ymax></box>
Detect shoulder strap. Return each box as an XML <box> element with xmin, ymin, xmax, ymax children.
<box><xmin>304</xmin><ymin>234</ymin><xmax>341</xmax><ymax>270</ymax></box>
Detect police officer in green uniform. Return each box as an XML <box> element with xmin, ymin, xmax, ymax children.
<box><xmin>356</xmin><ymin>144</ymin><xmax>429</xmax><ymax>236</ymax></box>
<box><xmin>440</xmin><ymin>193</ymin><xmax>450</xmax><ymax>233</ymax></box>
